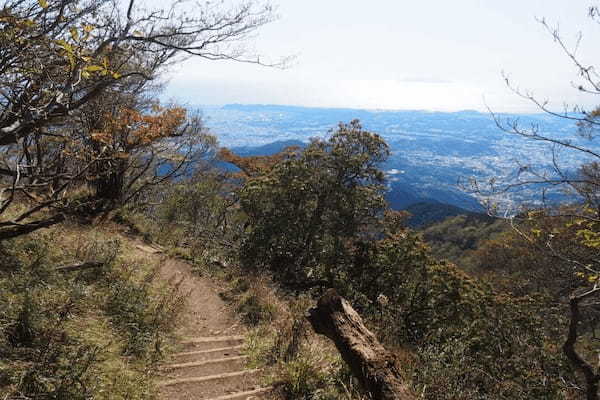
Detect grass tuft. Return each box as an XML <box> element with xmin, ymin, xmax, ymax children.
<box><xmin>0</xmin><ymin>224</ymin><xmax>185</xmax><ymax>399</ymax></box>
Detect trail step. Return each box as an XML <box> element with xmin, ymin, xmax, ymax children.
<box><xmin>135</xmin><ymin>243</ymin><xmax>162</xmax><ymax>254</ymax></box>
<box><xmin>158</xmin><ymin>369</ymin><xmax>261</xmax><ymax>387</ymax></box>
<box><xmin>172</xmin><ymin>345</ymin><xmax>244</xmax><ymax>358</ymax></box>
<box><xmin>180</xmin><ymin>335</ymin><xmax>244</xmax><ymax>344</ymax></box>
<box><xmin>160</xmin><ymin>355</ymin><xmax>249</xmax><ymax>380</ymax></box>
<box><xmin>204</xmin><ymin>386</ymin><xmax>273</xmax><ymax>400</ymax></box>
<box><xmin>163</xmin><ymin>355</ymin><xmax>248</xmax><ymax>370</ymax></box>
<box><xmin>179</xmin><ymin>336</ymin><xmax>245</xmax><ymax>352</ymax></box>
<box><xmin>170</xmin><ymin>345</ymin><xmax>244</xmax><ymax>364</ymax></box>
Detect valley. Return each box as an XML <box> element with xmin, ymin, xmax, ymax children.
<box><xmin>201</xmin><ymin>104</ymin><xmax>592</xmax><ymax>212</ymax></box>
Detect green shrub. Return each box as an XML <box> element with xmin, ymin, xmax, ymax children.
<box><xmin>236</xmin><ymin>292</ymin><xmax>276</xmax><ymax>326</ymax></box>
<box><xmin>239</xmin><ymin>120</ymin><xmax>389</xmax><ymax>289</ymax></box>
<box><xmin>277</xmin><ymin>357</ymin><xmax>332</xmax><ymax>399</ymax></box>
<box><xmin>336</xmin><ymin>230</ymin><xmax>572</xmax><ymax>399</ymax></box>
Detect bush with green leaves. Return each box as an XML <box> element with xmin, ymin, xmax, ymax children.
<box><xmin>233</xmin><ymin>120</ymin><xmax>575</xmax><ymax>398</ymax></box>
<box><xmin>239</xmin><ymin>119</ymin><xmax>389</xmax><ymax>289</ymax></box>
<box><xmin>235</xmin><ymin>292</ymin><xmax>276</xmax><ymax>326</ymax></box>
<box><xmin>339</xmin><ymin>224</ymin><xmax>574</xmax><ymax>399</ymax></box>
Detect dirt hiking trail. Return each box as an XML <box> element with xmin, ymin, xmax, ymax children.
<box><xmin>132</xmin><ymin>242</ymin><xmax>272</xmax><ymax>400</ymax></box>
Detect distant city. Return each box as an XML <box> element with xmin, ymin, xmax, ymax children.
<box><xmin>199</xmin><ymin>104</ymin><xmax>595</xmax><ymax>212</ymax></box>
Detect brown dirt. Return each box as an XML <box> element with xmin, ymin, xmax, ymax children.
<box><xmin>131</xmin><ymin>242</ymin><xmax>242</xmax><ymax>338</ymax></box>
<box><xmin>129</xmin><ymin>240</ymin><xmax>271</xmax><ymax>400</ymax></box>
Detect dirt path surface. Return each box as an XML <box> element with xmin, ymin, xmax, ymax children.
<box><xmin>131</xmin><ymin>242</ymin><xmax>272</xmax><ymax>400</ymax></box>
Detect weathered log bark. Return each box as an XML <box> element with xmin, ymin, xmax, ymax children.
<box><xmin>307</xmin><ymin>289</ymin><xmax>414</xmax><ymax>400</ymax></box>
<box><xmin>564</xmin><ymin>288</ymin><xmax>600</xmax><ymax>400</ymax></box>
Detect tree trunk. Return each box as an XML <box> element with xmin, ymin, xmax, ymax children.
<box><xmin>307</xmin><ymin>289</ymin><xmax>415</xmax><ymax>400</ymax></box>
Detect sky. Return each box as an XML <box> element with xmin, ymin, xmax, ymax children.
<box><xmin>163</xmin><ymin>0</ymin><xmax>600</xmax><ymax>113</ymax></box>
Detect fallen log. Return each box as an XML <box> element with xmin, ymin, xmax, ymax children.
<box><xmin>307</xmin><ymin>289</ymin><xmax>414</xmax><ymax>400</ymax></box>
<box><xmin>56</xmin><ymin>261</ymin><xmax>104</xmax><ymax>273</ymax></box>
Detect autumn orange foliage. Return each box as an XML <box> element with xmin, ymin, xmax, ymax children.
<box><xmin>218</xmin><ymin>146</ymin><xmax>300</xmax><ymax>179</ymax></box>
<box><xmin>91</xmin><ymin>106</ymin><xmax>187</xmax><ymax>150</ymax></box>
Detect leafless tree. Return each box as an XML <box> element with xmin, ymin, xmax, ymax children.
<box><xmin>0</xmin><ymin>0</ymin><xmax>284</xmax><ymax>239</ymax></box>
<box><xmin>469</xmin><ymin>4</ymin><xmax>600</xmax><ymax>398</ymax></box>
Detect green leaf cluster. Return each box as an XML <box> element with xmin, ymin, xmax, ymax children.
<box><xmin>239</xmin><ymin>119</ymin><xmax>389</xmax><ymax>288</ymax></box>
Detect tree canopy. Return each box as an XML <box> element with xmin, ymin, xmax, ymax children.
<box><xmin>0</xmin><ymin>0</ymin><xmax>279</xmax><ymax>239</ymax></box>
<box><xmin>239</xmin><ymin>119</ymin><xmax>389</xmax><ymax>288</ymax></box>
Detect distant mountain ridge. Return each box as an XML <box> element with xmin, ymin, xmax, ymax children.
<box><xmin>222</xmin><ymin>103</ymin><xmax>514</xmax><ymax>117</ymax></box>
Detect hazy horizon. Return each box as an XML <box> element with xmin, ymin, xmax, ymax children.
<box><xmin>164</xmin><ymin>1</ymin><xmax>600</xmax><ymax>114</ymax></box>
<box><xmin>186</xmin><ymin>102</ymin><xmax>571</xmax><ymax>116</ymax></box>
